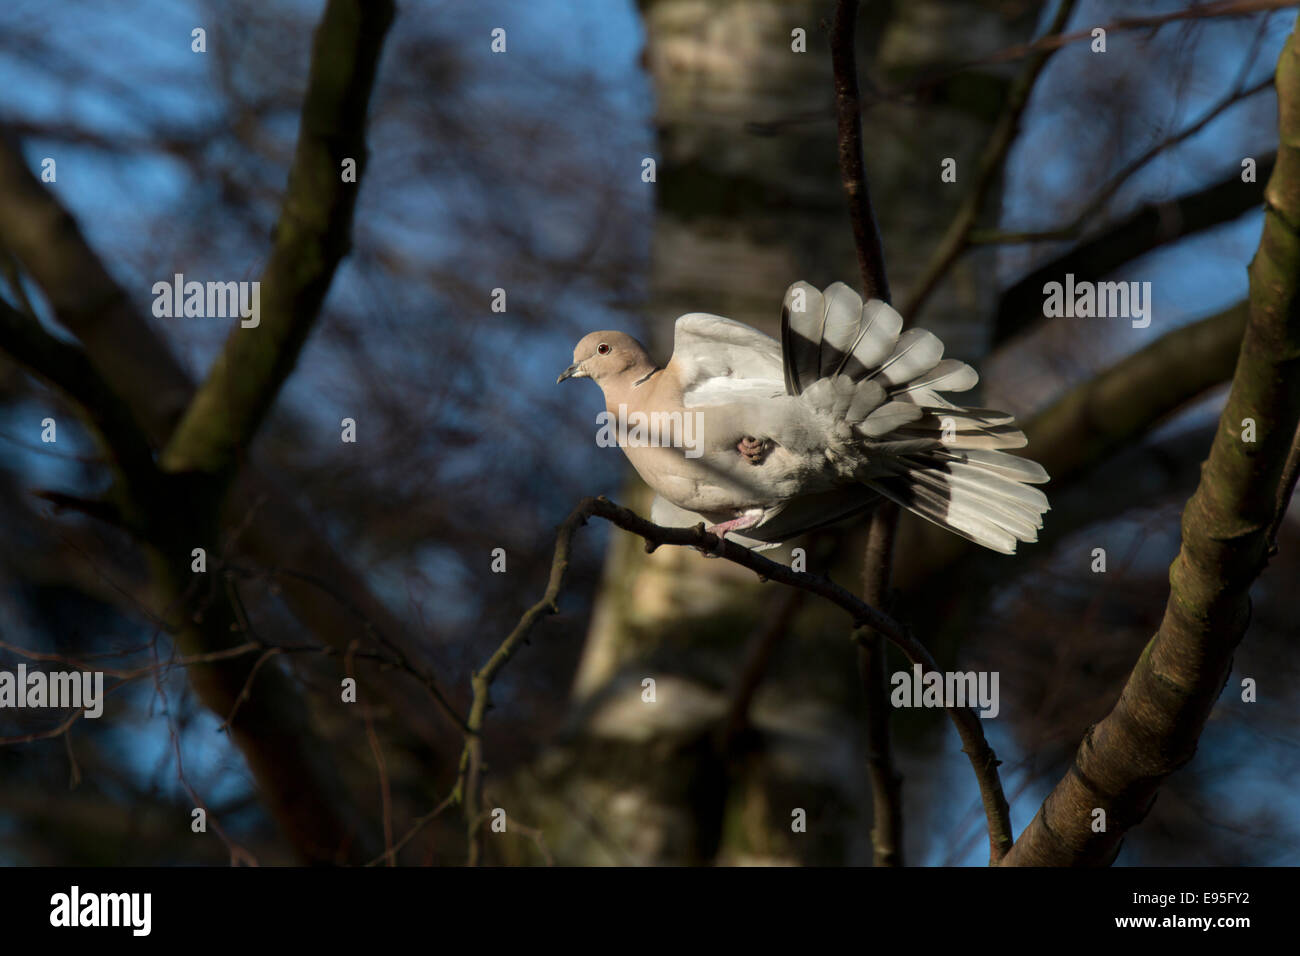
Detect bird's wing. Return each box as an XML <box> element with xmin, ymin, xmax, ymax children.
<box><xmin>669</xmin><ymin>312</ymin><xmax>786</xmax><ymax>409</ymax></box>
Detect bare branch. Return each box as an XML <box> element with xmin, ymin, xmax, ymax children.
<box><xmin>975</xmin><ymin>1</ymin><xmax>1295</xmax><ymax>70</ymax></box>
<box><xmin>719</xmin><ymin>589</ymin><xmax>806</xmax><ymax>751</ymax></box>
<box><xmin>897</xmin><ymin>302</ymin><xmax>1250</xmax><ymax>586</ymax></box>
<box><xmin>1002</xmin><ymin>18</ymin><xmax>1300</xmax><ymax>864</ymax></box>
<box><xmin>903</xmin><ymin>0</ymin><xmax>1080</xmax><ymax>322</ymax></box>
<box><xmin>994</xmin><ymin>158</ymin><xmax>1272</xmax><ymax>343</ymax></box>
<box><xmin>857</xmin><ymin>502</ymin><xmax>904</xmax><ymax>866</ymax></box>
<box><xmin>485</xmin><ymin>497</ymin><xmax>1013</xmax><ymax>864</ymax></box>
<box><xmin>159</xmin><ymin>0</ymin><xmax>396</xmax><ymax>475</ymax></box>
<box><xmin>0</xmin><ymin>301</ymin><xmax>161</xmax><ymax>516</ymax></box>
<box><xmin>0</xmin><ymin>2</ymin><xmax>457</xmax><ymax>759</ymax></box>
<box><xmin>831</xmin><ymin>0</ymin><xmax>890</xmax><ymax>303</ymax></box>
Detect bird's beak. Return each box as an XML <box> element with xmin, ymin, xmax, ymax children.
<box><xmin>557</xmin><ymin>363</ymin><xmax>586</xmax><ymax>384</ymax></box>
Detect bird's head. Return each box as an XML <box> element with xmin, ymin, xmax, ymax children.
<box><xmin>557</xmin><ymin>331</ymin><xmax>654</xmax><ymax>385</ymax></box>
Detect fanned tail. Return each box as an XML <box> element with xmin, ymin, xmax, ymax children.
<box><xmin>779</xmin><ymin>280</ymin><xmax>1050</xmax><ymax>553</ymax></box>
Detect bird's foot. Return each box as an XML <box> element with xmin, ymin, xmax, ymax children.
<box><xmin>699</xmin><ymin>511</ymin><xmax>764</xmax><ymax>555</ymax></box>
<box><xmin>737</xmin><ymin>435</ymin><xmax>768</xmax><ymax>465</ymax></box>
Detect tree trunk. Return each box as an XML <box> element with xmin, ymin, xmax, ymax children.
<box><xmin>521</xmin><ymin>0</ymin><xmax>1037</xmax><ymax>865</ymax></box>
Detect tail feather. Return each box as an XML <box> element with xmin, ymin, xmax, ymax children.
<box><xmin>868</xmin><ymin>476</ymin><xmax>1021</xmax><ymax>554</ymax></box>
<box><xmin>867</xmin><ymin>441</ymin><xmax>1050</xmax><ymax>552</ymax></box>
<box><xmin>819</xmin><ymin>283</ymin><xmax>865</xmax><ymax>375</ymax></box>
<box><xmin>939</xmin><ymin>407</ymin><xmax>1016</xmax><ymax>425</ymax></box>
<box><xmin>781</xmin><ymin>281</ymin><xmax>826</xmax><ymax>395</ymax></box>
<box><xmin>896</xmin><ymin>456</ymin><xmax>1048</xmax><ymax>519</ymax></box>
<box><xmin>889</xmin><ymin>358</ymin><xmax>979</xmax><ymax>403</ymax></box>
<box><xmin>778</xmin><ymin>280</ymin><xmax>1050</xmax><ymax>554</ymax></box>
<box><xmin>833</xmin><ymin>298</ymin><xmax>903</xmax><ymax>378</ymax></box>
<box><xmin>935</xmin><ymin>448</ymin><xmax>1050</xmax><ymax>484</ymax></box>
<box><xmin>901</xmin><ymin>468</ymin><xmax>1043</xmax><ymax>541</ymax></box>
<box><xmin>867</xmin><ymin>328</ymin><xmax>944</xmax><ymax>387</ymax></box>
<box><xmin>894</xmin><ymin>418</ymin><xmax>1029</xmax><ymax>450</ymax></box>
<box><xmin>870</xmin><ymin>437</ymin><xmax>946</xmax><ymax>456</ymax></box>
<box><xmin>857</xmin><ymin>402</ymin><xmax>924</xmax><ymax>437</ymax></box>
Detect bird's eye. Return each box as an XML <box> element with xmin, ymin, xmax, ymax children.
<box><xmin>597</xmin><ymin>343</ymin><xmax>611</xmax><ymax>355</ymax></box>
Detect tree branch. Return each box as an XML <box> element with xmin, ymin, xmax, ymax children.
<box><xmin>975</xmin><ymin>0</ymin><xmax>1294</xmax><ymax>70</ymax></box>
<box><xmin>0</xmin><ymin>15</ymin><xmax>454</xmax><ymax>753</ymax></box>
<box><xmin>832</xmin><ymin>0</ymin><xmax>916</xmax><ymax>862</ymax></box>
<box><xmin>1031</xmin><ymin>305</ymin><xmax>1250</xmax><ymax>476</ymax></box>
<box><xmin>159</xmin><ymin>0</ymin><xmax>395</xmax><ymax>475</ymax></box>
<box><xmin>896</xmin><ymin>301</ymin><xmax>1250</xmax><ymax>586</ymax></box>
<box><xmin>1002</xmin><ymin>18</ymin><xmax>1300</xmax><ymax>864</ymax></box>
<box><xmin>994</xmin><ymin>162</ymin><xmax>1272</xmax><ymax>344</ymax></box>
<box><xmin>903</xmin><ymin>0</ymin><xmax>1079</xmax><ymax>322</ymax></box>
<box><xmin>0</xmin><ymin>135</ymin><xmax>195</xmax><ymax>431</ymax></box>
<box><xmin>0</xmin><ymin>0</ymin><xmax>401</xmax><ymax>865</ymax></box>
<box><xmin>482</xmin><ymin>498</ymin><xmax>1013</xmax><ymax>864</ymax></box>
<box><xmin>831</xmin><ymin>0</ymin><xmax>889</xmax><ymax>303</ymax></box>
<box><xmin>856</xmin><ymin>502</ymin><xmax>903</xmax><ymax>866</ymax></box>
<box><xmin>0</xmin><ymin>301</ymin><xmax>160</xmax><ymax>512</ymax></box>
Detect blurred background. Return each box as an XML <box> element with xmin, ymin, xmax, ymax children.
<box><xmin>0</xmin><ymin>0</ymin><xmax>1296</xmax><ymax>865</ymax></box>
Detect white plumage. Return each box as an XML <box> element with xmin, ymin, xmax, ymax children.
<box><xmin>560</xmin><ymin>280</ymin><xmax>1050</xmax><ymax>554</ymax></box>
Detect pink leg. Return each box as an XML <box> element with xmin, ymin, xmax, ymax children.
<box><xmin>705</xmin><ymin>513</ymin><xmax>764</xmax><ymax>537</ymax></box>
<box><xmin>700</xmin><ymin>510</ymin><xmax>765</xmax><ymax>555</ymax></box>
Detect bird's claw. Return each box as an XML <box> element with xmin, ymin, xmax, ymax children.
<box><xmin>737</xmin><ymin>435</ymin><xmax>767</xmax><ymax>464</ymax></box>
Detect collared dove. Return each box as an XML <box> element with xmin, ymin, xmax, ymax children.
<box><xmin>558</xmin><ymin>280</ymin><xmax>1049</xmax><ymax>554</ymax></box>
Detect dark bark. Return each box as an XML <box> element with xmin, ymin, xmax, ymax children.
<box><xmin>994</xmin><ymin>164</ymin><xmax>1271</xmax><ymax>344</ymax></box>
<box><xmin>1002</xmin><ymin>18</ymin><xmax>1300</xmax><ymax>864</ymax></box>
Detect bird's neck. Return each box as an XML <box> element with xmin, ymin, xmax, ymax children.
<box><xmin>602</xmin><ymin>362</ymin><xmax>663</xmax><ymax>415</ymax></box>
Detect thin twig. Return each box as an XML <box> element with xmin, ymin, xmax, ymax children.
<box><xmin>751</xmin><ymin>0</ymin><xmax>1284</xmax><ymax>135</ymax></box>
<box><xmin>501</xmin><ymin>498</ymin><xmax>1013</xmax><ymax>863</ymax></box>
<box><xmin>459</xmin><ymin>502</ymin><xmax>591</xmax><ymax>865</ymax></box>
<box><xmin>857</xmin><ymin>502</ymin><xmax>903</xmax><ymax>866</ymax></box>
<box><xmin>1074</xmin><ymin>77</ymin><xmax>1274</xmax><ymax>231</ymax></box>
<box><xmin>903</xmin><ymin>0</ymin><xmax>1079</xmax><ymax>321</ymax></box>
<box><xmin>977</xmin><ymin>0</ymin><xmax>1292</xmax><ymax>69</ymax></box>
<box><xmin>1268</xmin><ymin>421</ymin><xmax>1300</xmax><ymax>550</ymax></box>
<box><xmin>364</xmin><ymin>790</ymin><xmax>458</xmax><ymax>867</ymax></box>
<box><xmin>215</xmin><ymin>648</ymin><xmax>282</xmax><ymax>731</ymax></box>
<box><xmin>719</xmin><ymin>588</ymin><xmax>806</xmax><ymax>751</ymax></box>
<box><xmin>831</xmin><ymin>1</ymin><xmax>910</xmax><ymax>866</ymax></box>
<box><xmin>248</xmin><ymin>563</ymin><xmax>468</xmax><ymax>733</ymax></box>
<box><xmin>831</xmin><ymin>0</ymin><xmax>890</xmax><ymax>303</ymax></box>
<box><xmin>348</xmin><ymin>639</ymin><xmax>396</xmax><ymax>867</ymax></box>
<box><xmin>969</xmin><ymin>74</ymin><xmax>1275</xmax><ymax>250</ymax></box>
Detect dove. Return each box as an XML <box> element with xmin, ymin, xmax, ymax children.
<box><xmin>558</xmin><ymin>280</ymin><xmax>1049</xmax><ymax>554</ymax></box>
